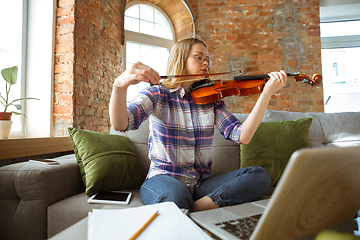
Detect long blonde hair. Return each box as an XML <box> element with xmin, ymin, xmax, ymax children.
<box><xmin>162</xmin><ymin>38</ymin><xmax>208</xmax><ymax>89</ymax></box>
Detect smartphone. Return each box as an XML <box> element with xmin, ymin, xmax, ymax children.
<box><xmin>87</xmin><ymin>191</ymin><xmax>132</xmax><ymax>205</ymax></box>
<box><xmin>29</xmin><ymin>159</ymin><xmax>59</xmax><ymax>165</ymax></box>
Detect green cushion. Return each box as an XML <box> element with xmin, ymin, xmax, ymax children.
<box><xmin>68</xmin><ymin>127</ymin><xmax>146</xmax><ymax>195</ymax></box>
<box><xmin>240</xmin><ymin>117</ymin><xmax>313</xmax><ymax>186</ymax></box>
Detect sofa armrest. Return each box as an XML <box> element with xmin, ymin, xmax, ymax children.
<box><xmin>0</xmin><ymin>154</ymin><xmax>84</xmax><ymax>240</ymax></box>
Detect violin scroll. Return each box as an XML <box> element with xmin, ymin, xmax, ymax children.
<box><xmin>311</xmin><ymin>73</ymin><xmax>322</xmax><ymax>86</ymax></box>
<box><xmin>292</xmin><ymin>73</ymin><xmax>322</xmax><ymax>86</ymax></box>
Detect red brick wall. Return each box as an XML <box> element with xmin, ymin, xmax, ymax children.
<box><xmin>74</xmin><ymin>0</ymin><xmax>123</xmax><ymax>133</ymax></box>
<box><xmin>55</xmin><ymin>0</ymin><xmax>124</xmax><ymax>135</ymax></box>
<box><xmin>54</xmin><ymin>0</ymin><xmax>75</xmax><ymax>136</ymax></box>
<box><xmin>54</xmin><ymin>0</ymin><xmax>323</xmax><ymax>136</ymax></box>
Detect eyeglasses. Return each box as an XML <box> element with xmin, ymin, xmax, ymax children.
<box><xmin>191</xmin><ymin>54</ymin><xmax>212</xmax><ymax>67</ymax></box>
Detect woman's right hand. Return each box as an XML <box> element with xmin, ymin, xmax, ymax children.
<box><xmin>110</xmin><ymin>61</ymin><xmax>160</xmax><ymax>131</ymax></box>
<box><xmin>113</xmin><ymin>61</ymin><xmax>161</xmax><ymax>89</ymax></box>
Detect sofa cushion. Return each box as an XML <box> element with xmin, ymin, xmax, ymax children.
<box><xmin>265</xmin><ymin>109</ymin><xmax>360</xmax><ymax>148</ymax></box>
<box><xmin>68</xmin><ymin>128</ymin><xmax>146</xmax><ymax>195</ymax></box>
<box><xmin>110</xmin><ymin>122</ymin><xmax>151</xmax><ymax>174</ymax></box>
<box><xmin>265</xmin><ymin>109</ymin><xmax>324</xmax><ymax>144</ymax></box>
<box><xmin>316</xmin><ymin>112</ymin><xmax>360</xmax><ymax>145</ymax></box>
<box><xmin>240</xmin><ymin>117</ymin><xmax>313</xmax><ymax>186</ymax></box>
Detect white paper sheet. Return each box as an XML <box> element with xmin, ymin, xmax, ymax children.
<box><xmin>87</xmin><ymin>202</ymin><xmax>212</xmax><ymax>240</ymax></box>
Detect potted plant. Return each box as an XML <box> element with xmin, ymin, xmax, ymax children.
<box><xmin>0</xmin><ymin>66</ymin><xmax>39</xmax><ymax>138</ymax></box>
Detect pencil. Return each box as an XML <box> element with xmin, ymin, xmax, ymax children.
<box><xmin>129</xmin><ymin>211</ymin><xmax>159</xmax><ymax>240</ymax></box>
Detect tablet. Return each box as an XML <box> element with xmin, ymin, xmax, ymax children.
<box><xmin>87</xmin><ymin>191</ymin><xmax>132</xmax><ymax>205</ymax></box>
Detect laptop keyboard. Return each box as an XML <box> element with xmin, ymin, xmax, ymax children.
<box><xmin>215</xmin><ymin>214</ymin><xmax>262</xmax><ymax>239</ymax></box>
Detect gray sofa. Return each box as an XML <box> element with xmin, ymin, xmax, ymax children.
<box><xmin>1</xmin><ymin>109</ymin><xmax>360</xmax><ymax>240</ymax></box>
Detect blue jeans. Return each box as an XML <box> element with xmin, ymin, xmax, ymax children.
<box><xmin>139</xmin><ymin>166</ymin><xmax>271</xmax><ymax>212</ymax></box>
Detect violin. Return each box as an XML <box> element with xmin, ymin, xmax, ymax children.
<box><xmin>190</xmin><ymin>72</ymin><xmax>322</xmax><ymax>105</ymax></box>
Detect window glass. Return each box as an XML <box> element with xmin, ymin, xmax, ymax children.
<box><xmin>0</xmin><ymin>0</ymin><xmax>24</xmax><ymax>134</ymax></box>
<box><xmin>159</xmin><ymin>24</ymin><xmax>174</xmax><ymax>37</ymax></box>
<box><xmin>125</xmin><ymin>4</ymin><xmax>173</xmax><ymax>40</ymax></box>
<box><xmin>320</xmin><ymin>20</ymin><xmax>360</xmax><ymax>37</ymax></box>
<box><xmin>321</xmin><ymin>47</ymin><xmax>360</xmax><ymax>112</ymax></box>
<box><xmin>140</xmin><ymin>20</ymin><xmax>154</xmax><ymax>35</ymax></box>
<box><xmin>155</xmin><ymin>12</ymin><xmax>167</xmax><ymax>25</ymax></box>
<box><xmin>124</xmin><ymin>3</ymin><xmax>174</xmax><ymax>102</ymax></box>
<box><xmin>126</xmin><ymin>42</ymin><xmax>169</xmax><ymax>101</ymax></box>
<box><xmin>140</xmin><ymin>5</ymin><xmax>153</xmax><ymax>22</ymax></box>
<box><xmin>125</xmin><ymin>16</ymin><xmax>139</xmax><ymax>32</ymax></box>
<box><xmin>126</xmin><ymin>42</ymin><xmax>141</xmax><ymax>64</ymax></box>
<box><xmin>125</xmin><ymin>5</ymin><xmax>139</xmax><ymax>18</ymax></box>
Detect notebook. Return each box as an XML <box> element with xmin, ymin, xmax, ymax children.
<box><xmin>190</xmin><ymin>146</ymin><xmax>360</xmax><ymax>240</ymax></box>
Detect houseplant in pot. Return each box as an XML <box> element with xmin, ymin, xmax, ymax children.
<box><xmin>0</xmin><ymin>66</ymin><xmax>39</xmax><ymax>139</ymax></box>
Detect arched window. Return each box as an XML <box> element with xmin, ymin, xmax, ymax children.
<box><xmin>124</xmin><ymin>2</ymin><xmax>175</xmax><ymax>101</ymax></box>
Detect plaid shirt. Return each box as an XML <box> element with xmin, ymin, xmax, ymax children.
<box><xmin>126</xmin><ymin>85</ymin><xmax>241</xmax><ymax>193</ymax></box>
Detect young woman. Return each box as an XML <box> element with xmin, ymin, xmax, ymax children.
<box><xmin>109</xmin><ymin>38</ymin><xmax>287</xmax><ymax>212</ymax></box>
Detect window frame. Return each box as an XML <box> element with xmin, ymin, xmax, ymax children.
<box><xmin>320</xmin><ymin>20</ymin><xmax>360</xmax><ymax>49</ymax></box>
<box><xmin>0</xmin><ymin>0</ymin><xmax>27</xmax><ymax>137</ymax></box>
<box><xmin>5</xmin><ymin>0</ymin><xmax>56</xmax><ymax>138</ymax></box>
<box><xmin>319</xmin><ymin>1</ymin><xmax>360</xmax><ymax>113</ymax></box>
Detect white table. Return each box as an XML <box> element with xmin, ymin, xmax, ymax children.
<box><xmin>49</xmin><ymin>205</ymin><xmax>123</xmax><ymax>240</ymax></box>
<box><xmin>49</xmin><ymin>217</ymin><xmax>88</xmax><ymax>240</ymax></box>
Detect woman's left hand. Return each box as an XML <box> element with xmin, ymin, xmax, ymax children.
<box><xmin>264</xmin><ymin>70</ymin><xmax>287</xmax><ymax>95</ymax></box>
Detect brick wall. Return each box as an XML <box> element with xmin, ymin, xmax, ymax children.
<box><xmin>74</xmin><ymin>0</ymin><xmax>123</xmax><ymax>133</ymax></box>
<box><xmin>55</xmin><ymin>0</ymin><xmax>75</xmax><ymax>136</ymax></box>
<box><xmin>54</xmin><ymin>0</ymin><xmax>323</xmax><ymax>136</ymax></box>
<box><xmin>55</xmin><ymin>0</ymin><xmax>124</xmax><ymax>136</ymax></box>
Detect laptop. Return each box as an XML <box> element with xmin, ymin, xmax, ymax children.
<box><xmin>190</xmin><ymin>146</ymin><xmax>360</xmax><ymax>240</ymax></box>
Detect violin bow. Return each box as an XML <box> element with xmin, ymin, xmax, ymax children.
<box><xmin>160</xmin><ymin>70</ymin><xmax>242</xmax><ymax>79</ymax></box>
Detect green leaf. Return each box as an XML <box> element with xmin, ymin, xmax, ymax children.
<box><xmin>8</xmin><ymin>97</ymin><xmax>39</xmax><ymax>105</ymax></box>
<box><xmin>11</xmin><ymin>111</ymin><xmax>27</xmax><ymax>117</ymax></box>
<box><xmin>13</xmin><ymin>104</ymin><xmax>22</xmax><ymax>110</ymax></box>
<box><xmin>12</xmin><ymin>97</ymin><xmax>39</xmax><ymax>101</ymax></box>
<box><xmin>1</xmin><ymin>66</ymin><xmax>18</xmax><ymax>85</ymax></box>
<box><xmin>11</xmin><ymin>111</ymin><xmax>23</xmax><ymax>115</ymax></box>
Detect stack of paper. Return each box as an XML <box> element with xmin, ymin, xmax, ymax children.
<box><xmin>88</xmin><ymin>202</ymin><xmax>212</xmax><ymax>240</ymax></box>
